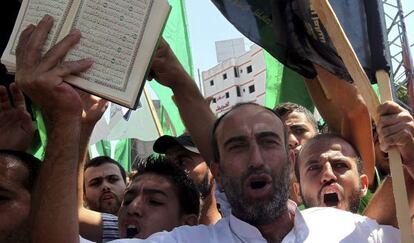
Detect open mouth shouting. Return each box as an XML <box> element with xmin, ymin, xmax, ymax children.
<box><xmin>126</xmin><ymin>224</ymin><xmax>140</xmax><ymax>238</ymax></box>
<box><xmin>319</xmin><ymin>185</ymin><xmax>341</xmax><ymax>208</ymax></box>
<box><xmin>124</xmin><ymin>222</ymin><xmax>141</xmax><ymax>239</ymax></box>
<box><xmin>245</xmin><ymin>173</ymin><xmax>273</xmax><ymax>199</ymax></box>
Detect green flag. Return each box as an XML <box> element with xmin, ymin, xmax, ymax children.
<box><xmin>150</xmin><ymin>0</ymin><xmax>194</xmax><ymax>135</ymax></box>
<box><xmin>264</xmin><ymin>50</ymin><xmax>313</xmax><ymax>111</ymax></box>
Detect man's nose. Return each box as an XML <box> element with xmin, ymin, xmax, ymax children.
<box><xmin>288</xmin><ymin>133</ymin><xmax>299</xmax><ymax>150</ymax></box>
<box><xmin>248</xmin><ymin>143</ymin><xmax>264</xmax><ymax>169</ymax></box>
<box><xmin>102</xmin><ymin>180</ymin><xmax>111</xmax><ymax>191</ymax></box>
<box><xmin>127</xmin><ymin>196</ymin><xmax>144</xmax><ymax>217</ymax></box>
<box><xmin>321</xmin><ymin>163</ymin><xmax>337</xmax><ymax>184</ymax></box>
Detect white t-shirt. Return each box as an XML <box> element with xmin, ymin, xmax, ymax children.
<box><xmin>81</xmin><ymin>206</ymin><xmax>400</xmax><ymax>243</ymax></box>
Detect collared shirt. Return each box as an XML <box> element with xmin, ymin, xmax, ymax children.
<box><xmin>80</xmin><ymin>206</ymin><xmax>400</xmax><ymax>243</ymax></box>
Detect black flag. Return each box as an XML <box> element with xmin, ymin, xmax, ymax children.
<box><xmin>211</xmin><ymin>0</ymin><xmax>390</xmax><ymax>83</ymax></box>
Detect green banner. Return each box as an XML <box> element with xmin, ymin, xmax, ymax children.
<box><xmin>264</xmin><ymin>51</ymin><xmax>313</xmax><ymax>111</ymax></box>
<box><xmin>150</xmin><ymin>0</ymin><xmax>194</xmax><ymax>136</ymax></box>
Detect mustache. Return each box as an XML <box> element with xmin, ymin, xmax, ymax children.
<box><xmin>99</xmin><ymin>191</ymin><xmax>119</xmax><ymax>201</ymax></box>
<box><xmin>242</xmin><ymin>168</ymin><xmax>273</xmax><ymax>181</ymax></box>
<box><xmin>317</xmin><ymin>179</ymin><xmax>336</xmax><ymax>197</ymax></box>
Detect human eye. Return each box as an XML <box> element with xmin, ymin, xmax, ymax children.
<box><xmin>261</xmin><ymin>137</ymin><xmax>279</xmax><ymax>147</ymax></box>
<box><xmin>333</xmin><ymin>161</ymin><xmax>349</xmax><ymax>171</ymax></box>
<box><xmin>228</xmin><ymin>142</ymin><xmax>247</xmax><ymax>151</ymax></box>
<box><xmin>307</xmin><ymin>163</ymin><xmax>321</xmax><ymax>172</ymax></box>
<box><xmin>108</xmin><ymin>176</ymin><xmax>120</xmax><ymax>183</ymax></box>
<box><xmin>89</xmin><ymin>179</ymin><xmax>101</xmax><ymax>187</ymax></box>
<box><xmin>148</xmin><ymin>198</ymin><xmax>164</xmax><ymax>206</ymax></box>
<box><xmin>292</xmin><ymin>127</ymin><xmax>307</xmax><ymax>136</ymax></box>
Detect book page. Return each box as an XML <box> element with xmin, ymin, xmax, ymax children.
<box><xmin>65</xmin><ymin>0</ymin><xmax>153</xmax><ymax>92</ymax></box>
<box><xmin>10</xmin><ymin>0</ymin><xmax>73</xmax><ymax>56</ymax></box>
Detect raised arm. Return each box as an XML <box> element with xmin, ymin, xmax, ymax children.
<box><xmin>78</xmin><ymin>91</ymin><xmax>109</xmax><ymax>242</ymax></box>
<box><xmin>15</xmin><ymin>15</ymin><xmax>93</xmax><ymax>243</ymax></box>
<box><xmin>150</xmin><ymin>39</ymin><xmax>216</xmax><ymax>164</ymax></box>
<box><xmin>0</xmin><ymin>82</ymin><xmax>34</xmax><ymax>150</ymax></box>
<box><xmin>364</xmin><ymin>101</ymin><xmax>414</xmax><ymax>228</ymax></box>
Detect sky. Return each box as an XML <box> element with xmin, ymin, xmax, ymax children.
<box><xmin>185</xmin><ymin>0</ymin><xmax>414</xmax><ymax>88</ymax></box>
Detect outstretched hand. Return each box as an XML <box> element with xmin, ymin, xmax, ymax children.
<box><xmin>0</xmin><ymin>83</ymin><xmax>35</xmax><ymax>151</ymax></box>
<box><xmin>148</xmin><ymin>38</ymin><xmax>192</xmax><ymax>90</ymax></box>
<box><xmin>78</xmin><ymin>90</ymin><xmax>108</xmax><ymax>129</ymax></box>
<box><xmin>377</xmin><ymin>101</ymin><xmax>414</xmax><ymax>164</ymax></box>
<box><xmin>15</xmin><ymin>15</ymin><xmax>93</xmax><ymax>125</ymax></box>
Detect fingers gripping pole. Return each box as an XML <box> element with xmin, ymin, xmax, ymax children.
<box><xmin>377</xmin><ymin>70</ymin><xmax>413</xmax><ymax>241</ymax></box>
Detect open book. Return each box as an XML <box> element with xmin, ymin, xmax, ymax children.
<box><xmin>1</xmin><ymin>0</ymin><xmax>171</xmax><ymax>109</ymax></box>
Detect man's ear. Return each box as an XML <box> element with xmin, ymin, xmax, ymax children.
<box><xmin>211</xmin><ymin>161</ymin><xmax>223</xmax><ymax>191</ymax></box>
<box><xmin>289</xmin><ymin>149</ymin><xmax>296</xmax><ymax>175</ymax></box>
<box><xmin>360</xmin><ymin>174</ymin><xmax>369</xmax><ymax>197</ymax></box>
<box><xmin>292</xmin><ymin>181</ymin><xmax>303</xmax><ymax>205</ymax></box>
<box><xmin>181</xmin><ymin>214</ymin><xmax>199</xmax><ymax>226</ymax></box>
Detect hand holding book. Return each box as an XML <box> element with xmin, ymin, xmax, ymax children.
<box><xmin>3</xmin><ymin>0</ymin><xmax>171</xmax><ymax>109</ymax></box>
<box><xmin>15</xmin><ymin>15</ymin><xmax>89</xmax><ymax>123</ymax></box>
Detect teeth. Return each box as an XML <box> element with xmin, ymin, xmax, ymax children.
<box><xmin>324</xmin><ymin>188</ymin><xmax>336</xmax><ymax>194</ymax></box>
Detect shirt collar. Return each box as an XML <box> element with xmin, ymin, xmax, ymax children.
<box><xmin>228</xmin><ymin>201</ymin><xmax>302</xmax><ymax>241</ymax></box>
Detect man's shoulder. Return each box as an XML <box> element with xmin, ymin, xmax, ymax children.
<box><xmin>301</xmin><ymin>207</ymin><xmax>381</xmax><ymax>228</ymax></box>
<box><xmin>108</xmin><ymin>217</ymin><xmax>232</xmax><ymax>243</ymax></box>
<box><xmin>297</xmin><ymin>207</ymin><xmax>400</xmax><ymax>242</ymax></box>
<box><xmin>302</xmin><ymin>207</ymin><xmax>366</xmax><ymax>219</ymax></box>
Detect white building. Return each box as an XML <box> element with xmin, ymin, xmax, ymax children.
<box><xmin>202</xmin><ymin>39</ymin><xmax>267</xmax><ymax>117</ymax></box>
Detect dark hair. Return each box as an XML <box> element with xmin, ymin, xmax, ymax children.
<box><xmin>274</xmin><ymin>102</ymin><xmax>318</xmax><ymax>132</ymax></box>
<box><xmin>132</xmin><ymin>155</ymin><xmax>200</xmax><ymax>216</ymax></box>
<box><xmin>0</xmin><ymin>150</ymin><xmax>41</xmax><ymax>192</ymax></box>
<box><xmin>294</xmin><ymin>133</ymin><xmax>364</xmax><ymax>182</ymax></box>
<box><xmin>212</xmin><ymin>102</ymin><xmax>288</xmax><ymax>163</ymax></box>
<box><xmin>85</xmin><ymin>156</ymin><xmax>127</xmax><ymax>183</ymax></box>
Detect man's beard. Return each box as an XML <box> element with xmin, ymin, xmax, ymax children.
<box><xmin>220</xmin><ymin>162</ymin><xmax>290</xmax><ymax>226</ymax></box>
<box><xmin>197</xmin><ymin>171</ymin><xmax>213</xmax><ymax>200</ymax></box>
<box><xmin>97</xmin><ymin>192</ymin><xmax>122</xmax><ymax>215</ymax></box>
<box><xmin>301</xmin><ymin>185</ymin><xmax>361</xmax><ymax>213</ymax></box>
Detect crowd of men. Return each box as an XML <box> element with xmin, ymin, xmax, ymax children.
<box><xmin>1</xmin><ymin>12</ymin><xmax>414</xmax><ymax>243</ymax></box>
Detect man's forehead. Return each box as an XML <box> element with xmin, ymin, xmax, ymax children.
<box><xmin>283</xmin><ymin>111</ymin><xmax>312</xmax><ymax>126</ymax></box>
<box><xmin>217</xmin><ymin>105</ymin><xmax>284</xmax><ymax>134</ymax></box>
<box><xmin>130</xmin><ymin>173</ymin><xmax>175</xmax><ymax>193</ymax></box>
<box><xmin>85</xmin><ymin>163</ymin><xmax>122</xmax><ymax>178</ymax></box>
<box><xmin>299</xmin><ymin>137</ymin><xmax>357</xmax><ymax>161</ymax></box>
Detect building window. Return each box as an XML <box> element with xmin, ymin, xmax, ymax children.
<box><xmin>210</xmin><ymin>80</ymin><xmax>214</xmax><ymax>86</ymax></box>
<box><xmin>223</xmin><ymin>73</ymin><xmax>227</xmax><ymax>80</ymax></box>
<box><xmin>247</xmin><ymin>65</ymin><xmax>253</xmax><ymax>73</ymax></box>
<box><xmin>234</xmin><ymin>67</ymin><xmax>239</xmax><ymax>77</ymax></box>
<box><xmin>249</xmin><ymin>85</ymin><xmax>255</xmax><ymax>93</ymax></box>
<box><xmin>225</xmin><ymin>92</ymin><xmax>230</xmax><ymax>98</ymax></box>
<box><xmin>212</xmin><ymin>98</ymin><xmax>216</xmax><ymax>103</ymax></box>
<box><xmin>236</xmin><ymin>86</ymin><xmax>241</xmax><ymax>97</ymax></box>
